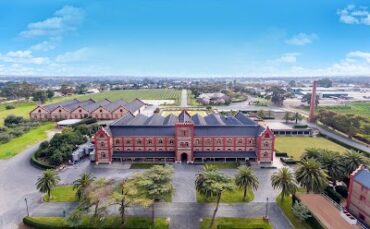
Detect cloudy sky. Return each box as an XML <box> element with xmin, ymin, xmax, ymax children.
<box><xmin>1</xmin><ymin>0</ymin><xmax>370</xmax><ymax>77</ymax></box>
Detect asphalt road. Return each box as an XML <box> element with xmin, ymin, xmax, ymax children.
<box><xmin>181</xmin><ymin>89</ymin><xmax>188</xmax><ymax>107</ymax></box>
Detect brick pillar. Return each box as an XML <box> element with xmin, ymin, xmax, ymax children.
<box><xmin>308</xmin><ymin>81</ymin><xmax>317</xmax><ymax>123</ymax></box>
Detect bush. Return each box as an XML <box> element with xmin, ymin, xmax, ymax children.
<box><xmin>293</xmin><ymin>124</ymin><xmax>308</xmax><ymax>129</ymax></box>
<box><xmin>9</xmin><ymin>129</ymin><xmax>24</xmax><ymax>137</ymax></box>
<box><xmin>0</xmin><ymin>133</ymin><xmax>12</xmax><ymax>143</ymax></box>
<box><xmin>0</xmin><ymin>126</ymin><xmax>6</xmax><ymax>132</ymax></box>
<box><xmin>280</xmin><ymin>157</ymin><xmax>297</xmax><ymax>164</ymax></box>
<box><xmin>31</xmin><ymin>151</ymin><xmax>56</xmax><ymax>170</ymax></box>
<box><xmin>335</xmin><ymin>185</ymin><xmax>348</xmax><ymax>198</ymax></box>
<box><xmin>4</xmin><ymin>115</ymin><xmax>24</xmax><ymax>127</ymax></box>
<box><xmin>23</xmin><ymin>216</ymin><xmax>67</xmax><ymax>229</ymax></box>
<box><xmin>39</xmin><ymin>141</ymin><xmax>49</xmax><ymax>150</ymax></box>
<box><xmin>5</xmin><ymin>104</ymin><xmax>15</xmax><ymax>110</ymax></box>
<box><xmin>324</xmin><ymin>187</ymin><xmax>342</xmax><ymax>204</ymax></box>
<box><xmin>275</xmin><ymin>151</ymin><xmax>288</xmax><ymax>157</ymax></box>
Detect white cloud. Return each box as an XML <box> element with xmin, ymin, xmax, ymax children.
<box><xmin>276</xmin><ymin>53</ymin><xmax>300</xmax><ymax>63</ymax></box>
<box><xmin>20</xmin><ymin>5</ymin><xmax>84</xmax><ymax>38</ymax></box>
<box><xmin>346</xmin><ymin>51</ymin><xmax>370</xmax><ymax>63</ymax></box>
<box><xmin>55</xmin><ymin>47</ymin><xmax>90</xmax><ymax>63</ymax></box>
<box><xmin>0</xmin><ymin>50</ymin><xmax>49</xmax><ymax>65</ymax></box>
<box><xmin>285</xmin><ymin>33</ymin><xmax>318</xmax><ymax>46</ymax></box>
<box><xmin>30</xmin><ymin>41</ymin><xmax>56</xmax><ymax>51</ymax></box>
<box><xmin>337</xmin><ymin>5</ymin><xmax>370</xmax><ymax>25</ymax></box>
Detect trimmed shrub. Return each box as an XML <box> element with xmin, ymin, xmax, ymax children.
<box><xmin>275</xmin><ymin>151</ymin><xmax>288</xmax><ymax>157</ymax></box>
<box><xmin>5</xmin><ymin>104</ymin><xmax>15</xmax><ymax>110</ymax></box>
<box><xmin>4</xmin><ymin>115</ymin><xmax>24</xmax><ymax>127</ymax></box>
<box><xmin>324</xmin><ymin>187</ymin><xmax>342</xmax><ymax>204</ymax></box>
<box><xmin>293</xmin><ymin>124</ymin><xmax>308</xmax><ymax>129</ymax></box>
<box><xmin>280</xmin><ymin>157</ymin><xmax>297</xmax><ymax>164</ymax></box>
<box><xmin>31</xmin><ymin>152</ymin><xmax>56</xmax><ymax>170</ymax></box>
<box><xmin>9</xmin><ymin>129</ymin><xmax>24</xmax><ymax>137</ymax></box>
<box><xmin>0</xmin><ymin>133</ymin><xmax>12</xmax><ymax>143</ymax></box>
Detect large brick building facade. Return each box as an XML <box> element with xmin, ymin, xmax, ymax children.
<box><xmin>346</xmin><ymin>165</ymin><xmax>370</xmax><ymax>227</ymax></box>
<box><xmin>29</xmin><ymin>98</ymin><xmax>145</xmax><ymax>121</ymax></box>
<box><xmin>94</xmin><ymin>110</ymin><xmax>275</xmax><ymax>164</ymax></box>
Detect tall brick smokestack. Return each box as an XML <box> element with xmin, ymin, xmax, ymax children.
<box><xmin>308</xmin><ymin>80</ymin><xmax>317</xmax><ymax>122</ymax></box>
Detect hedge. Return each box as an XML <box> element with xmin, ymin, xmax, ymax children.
<box><xmin>335</xmin><ymin>185</ymin><xmax>348</xmax><ymax>198</ymax></box>
<box><xmin>280</xmin><ymin>157</ymin><xmax>297</xmax><ymax>164</ymax></box>
<box><xmin>23</xmin><ymin>217</ymin><xmax>68</xmax><ymax>229</ymax></box>
<box><xmin>31</xmin><ymin>151</ymin><xmax>56</xmax><ymax>170</ymax></box>
<box><xmin>324</xmin><ymin>187</ymin><xmax>342</xmax><ymax>204</ymax></box>
<box><xmin>293</xmin><ymin>124</ymin><xmax>308</xmax><ymax>129</ymax></box>
<box><xmin>275</xmin><ymin>151</ymin><xmax>288</xmax><ymax>157</ymax></box>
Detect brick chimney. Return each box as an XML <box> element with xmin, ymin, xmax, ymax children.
<box><xmin>308</xmin><ymin>80</ymin><xmax>317</xmax><ymax>123</ymax></box>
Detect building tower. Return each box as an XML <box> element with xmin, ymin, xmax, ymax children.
<box><xmin>308</xmin><ymin>80</ymin><xmax>317</xmax><ymax>123</ymax></box>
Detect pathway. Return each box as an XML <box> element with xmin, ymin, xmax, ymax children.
<box><xmin>180</xmin><ymin>89</ymin><xmax>188</xmax><ymax>107</ymax></box>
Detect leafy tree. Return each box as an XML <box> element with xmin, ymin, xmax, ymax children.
<box><xmin>235</xmin><ymin>166</ymin><xmax>259</xmax><ymax>201</ymax></box>
<box><xmin>319</xmin><ymin>151</ymin><xmax>345</xmax><ymax>188</ymax></box>
<box><xmin>271</xmin><ymin>167</ymin><xmax>298</xmax><ymax>202</ymax></box>
<box><xmin>301</xmin><ymin>93</ymin><xmax>319</xmax><ymax>106</ymax></box>
<box><xmin>288</xmin><ymin>80</ymin><xmax>296</xmax><ymax>87</ymax></box>
<box><xmin>131</xmin><ymin>165</ymin><xmax>174</xmax><ymax>226</ymax></box>
<box><xmin>266</xmin><ymin>86</ymin><xmax>288</xmax><ymax>106</ymax></box>
<box><xmin>32</xmin><ymin>91</ymin><xmax>48</xmax><ymax>104</ymax></box>
<box><xmin>195</xmin><ymin>169</ymin><xmax>235</xmax><ymax>229</ymax></box>
<box><xmin>283</xmin><ymin>112</ymin><xmax>292</xmax><ymax>124</ymax></box>
<box><xmin>343</xmin><ymin>150</ymin><xmax>368</xmax><ymax>176</ymax></box>
<box><xmin>46</xmin><ymin>89</ymin><xmax>55</xmax><ymax>99</ymax></box>
<box><xmin>294</xmin><ymin>112</ymin><xmax>303</xmax><ymax>124</ymax></box>
<box><xmin>256</xmin><ymin>110</ymin><xmax>265</xmax><ymax>119</ymax></box>
<box><xmin>295</xmin><ymin>158</ymin><xmax>329</xmax><ymax>193</ymax></box>
<box><xmin>292</xmin><ymin>202</ymin><xmax>311</xmax><ymax>221</ymax></box>
<box><xmin>36</xmin><ymin>169</ymin><xmax>60</xmax><ymax>201</ymax></box>
<box><xmin>73</xmin><ymin>173</ymin><xmax>96</xmax><ymax>200</ymax></box>
<box><xmin>317</xmin><ymin>78</ymin><xmax>332</xmax><ymax>88</ymax></box>
<box><xmin>4</xmin><ymin>115</ymin><xmax>24</xmax><ymax>127</ymax></box>
<box><xmin>67</xmin><ymin>209</ymin><xmax>83</xmax><ymax>227</ymax></box>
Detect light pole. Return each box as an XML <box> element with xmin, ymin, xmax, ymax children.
<box><xmin>24</xmin><ymin>198</ymin><xmax>29</xmax><ymax>216</ymax></box>
<box><xmin>265</xmin><ymin>197</ymin><xmax>269</xmax><ymax>219</ymax></box>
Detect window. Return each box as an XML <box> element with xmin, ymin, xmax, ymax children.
<box><xmin>126</xmin><ymin>140</ymin><xmax>131</xmax><ymax>144</ymax></box>
<box><xmin>159</xmin><ymin>139</ymin><xmax>163</xmax><ymax>144</ymax></box>
<box><xmin>169</xmin><ymin>139</ymin><xmax>174</xmax><ymax>144</ymax></box>
<box><xmin>79</xmin><ymin>109</ymin><xmax>82</xmax><ymax>112</ymax></box>
<box><xmin>148</xmin><ymin>139</ymin><xmax>152</xmax><ymax>144</ymax></box>
<box><xmin>360</xmin><ymin>195</ymin><xmax>366</xmax><ymax>201</ymax></box>
<box><xmin>137</xmin><ymin>139</ymin><xmax>142</xmax><ymax>144</ymax></box>
<box><xmin>227</xmin><ymin>139</ymin><xmax>232</xmax><ymax>144</ymax></box>
<box><xmin>115</xmin><ymin>139</ymin><xmax>120</xmax><ymax>144</ymax></box>
<box><xmin>183</xmin><ymin>130</ymin><xmax>187</xmax><ymax>136</ymax></box>
<box><xmin>59</xmin><ymin>109</ymin><xmax>62</xmax><ymax>112</ymax></box>
<box><xmin>38</xmin><ymin>109</ymin><xmax>41</xmax><ymax>113</ymax></box>
<box><xmin>101</xmin><ymin>153</ymin><xmax>106</xmax><ymax>158</ymax></box>
<box><xmin>264</xmin><ymin>141</ymin><xmax>269</xmax><ymax>147</ymax></box>
<box><xmin>237</xmin><ymin>139</ymin><xmax>243</xmax><ymax>144</ymax></box>
<box><xmin>100</xmin><ymin>142</ymin><xmax>105</xmax><ymax>147</ymax></box>
<box><xmin>120</xmin><ymin>109</ymin><xmax>123</xmax><ymax>112</ymax></box>
<box><xmin>100</xmin><ymin>109</ymin><xmax>103</xmax><ymax>112</ymax></box>
<box><xmin>216</xmin><ymin>139</ymin><xmax>221</xmax><ymax>144</ymax></box>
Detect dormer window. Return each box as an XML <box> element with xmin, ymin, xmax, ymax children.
<box><xmin>120</xmin><ymin>109</ymin><xmax>123</xmax><ymax>112</ymax></box>
<box><xmin>79</xmin><ymin>109</ymin><xmax>82</xmax><ymax>112</ymax></box>
<box><xmin>59</xmin><ymin>109</ymin><xmax>62</xmax><ymax>112</ymax></box>
<box><xmin>38</xmin><ymin>109</ymin><xmax>41</xmax><ymax>113</ymax></box>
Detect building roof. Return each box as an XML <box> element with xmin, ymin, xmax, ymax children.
<box><xmin>109</xmin><ymin>110</ymin><xmax>265</xmax><ymax>136</ymax></box>
<box><xmin>353</xmin><ymin>165</ymin><xmax>370</xmax><ymax>189</ymax></box>
<box><xmin>43</xmin><ymin>99</ymin><xmax>80</xmax><ymax>112</ymax></box>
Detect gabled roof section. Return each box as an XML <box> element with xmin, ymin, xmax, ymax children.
<box><xmin>127</xmin><ymin>114</ymin><xmax>149</xmax><ymax>125</ymax></box>
<box><xmin>110</xmin><ymin>112</ymin><xmax>135</xmax><ymax>126</ymax></box>
<box><xmin>235</xmin><ymin>112</ymin><xmax>258</xmax><ymax>126</ymax></box>
<box><xmin>65</xmin><ymin>99</ymin><xmax>96</xmax><ymax>112</ymax></box>
<box><xmin>178</xmin><ymin>110</ymin><xmax>192</xmax><ymax>123</ymax></box>
<box><xmin>125</xmin><ymin>99</ymin><xmax>145</xmax><ymax>113</ymax></box>
<box><xmin>43</xmin><ymin>99</ymin><xmax>80</xmax><ymax>112</ymax></box>
<box><xmin>163</xmin><ymin>114</ymin><xmax>178</xmax><ymax>125</ymax></box>
<box><xmin>145</xmin><ymin>113</ymin><xmax>165</xmax><ymax>125</ymax></box>
<box><xmin>221</xmin><ymin>116</ymin><xmax>243</xmax><ymax>126</ymax></box>
<box><xmin>103</xmin><ymin>99</ymin><xmax>128</xmax><ymax>112</ymax></box>
<box><xmin>204</xmin><ymin>113</ymin><xmax>225</xmax><ymax>126</ymax></box>
<box><xmin>192</xmin><ymin>114</ymin><xmax>207</xmax><ymax>125</ymax></box>
<box><xmin>85</xmin><ymin>99</ymin><xmax>111</xmax><ymax>112</ymax></box>
<box><xmin>352</xmin><ymin>165</ymin><xmax>370</xmax><ymax>189</ymax></box>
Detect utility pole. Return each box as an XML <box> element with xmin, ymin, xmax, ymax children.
<box><xmin>265</xmin><ymin>197</ymin><xmax>269</xmax><ymax>219</ymax></box>
<box><xmin>24</xmin><ymin>198</ymin><xmax>29</xmax><ymax>217</ymax></box>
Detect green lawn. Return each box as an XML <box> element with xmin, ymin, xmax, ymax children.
<box><xmin>130</xmin><ymin>163</ymin><xmax>167</xmax><ymax>169</ymax></box>
<box><xmin>43</xmin><ymin>186</ymin><xmax>77</xmax><ymax>202</ymax></box>
<box><xmin>187</xmin><ymin>90</ymin><xmax>202</xmax><ymax>106</ymax></box>
<box><xmin>202</xmin><ymin>162</ymin><xmax>240</xmax><ymax>169</ymax></box>
<box><xmin>275</xmin><ymin>136</ymin><xmax>348</xmax><ymax>160</ymax></box>
<box><xmin>200</xmin><ymin>217</ymin><xmax>272</xmax><ymax>229</ymax></box>
<box><xmin>0</xmin><ymin>122</ymin><xmax>55</xmax><ymax>159</ymax></box>
<box><xmin>318</xmin><ymin>101</ymin><xmax>370</xmax><ymax>118</ymax></box>
<box><xmin>24</xmin><ymin>216</ymin><xmax>169</xmax><ymax>229</ymax></box>
<box><xmin>0</xmin><ymin>101</ymin><xmax>36</xmax><ymax>126</ymax></box>
<box><xmin>50</xmin><ymin>89</ymin><xmax>182</xmax><ymax>105</ymax></box>
<box><xmin>197</xmin><ymin>189</ymin><xmax>254</xmax><ymax>203</ymax></box>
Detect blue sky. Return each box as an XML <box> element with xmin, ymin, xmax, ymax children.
<box><xmin>1</xmin><ymin>0</ymin><xmax>370</xmax><ymax>77</ymax></box>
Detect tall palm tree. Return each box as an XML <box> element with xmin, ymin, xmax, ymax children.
<box><xmin>295</xmin><ymin>158</ymin><xmax>329</xmax><ymax>193</ymax></box>
<box><xmin>203</xmin><ymin>164</ymin><xmax>218</xmax><ymax>172</ymax></box>
<box><xmin>195</xmin><ymin>170</ymin><xmax>235</xmax><ymax>229</ymax></box>
<box><xmin>36</xmin><ymin>169</ymin><xmax>60</xmax><ymax>201</ymax></box>
<box><xmin>343</xmin><ymin>150</ymin><xmax>368</xmax><ymax>176</ymax></box>
<box><xmin>319</xmin><ymin>151</ymin><xmax>345</xmax><ymax>188</ymax></box>
<box><xmin>300</xmin><ymin>148</ymin><xmax>322</xmax><ymax>160</ymax></box>
<box><xmin>271</xmin><ymin>167</ymin><xmax>297</xmax><ymax>202</ymax></box>
<box><xmin>235</xmin><ymin>166</ymin><xmax>259</xmax><ymax>201</ymax></box>
<box><xmin>73</xmin><ymin>173</ymin><xmax>95</xmax><ymax>200</ymax></box>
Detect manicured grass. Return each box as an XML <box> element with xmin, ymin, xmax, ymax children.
<box><xmin>275</xmin><ymin>136</ymin><xmax>348</xmax><ymax>160</ymax></box>
<box><xmin>197</xmin><ymin>189</ymin><xmax>254</xmax><ymax>203</ymax></box>
<box><xmin>0</xmin><ymin>101</ymin><xmax>35</xmax><ymax>126</ymax></box>
<box><xmin>203</xmin><ymin>162</ymin><xmax>240</xmax><ymax>169</ymax></box>
<box><xmin>161</xmin><ymin>110</ymin><xmax>208</xmax><ymax>116</ymax></box>
<box><xmin>275</xmin><ymin>194</ymin><xmax>312</xmax><ymax>229</ymax></box>
<box><xmin>50</xmin><ymin>89</ymin><xmax>182</xmax><ymax>105</ymax></box>
<box><xmin>200</xmin><ymin>217</ymin><xmax>272</xmax><ymax>229</ymax></box>
<box><xmin>187</xmin><ymin>90</ymin><xmax>202</xmax><ymax>106</ymax></box>
<box><xmin>43</xmin><ymin>186</ymin><xmax>77</xmax><ymax>202</ymax></box>
<box><xmin>0</xmin><ymin>122</ymin><xmax>55</xmax><ymax>159</ymax></box>
<box><xmin>130</xmin><ymin>163</ymin><xmax>166</xmax><ymax>169</ymax></box>
<box><xmin>318</xmin><ymin>101</ymin><xmax>370</xmax><ymax>118</ymax></box>
<box><xmin>24</xmin><ymin>216</ymin><xmax>169</xmax><ymax>229</ymax></box>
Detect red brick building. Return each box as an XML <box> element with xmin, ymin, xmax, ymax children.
<box><xmin>94</xmin><ymin>110</ymin><xmax>275</xmax><ymax>164</ymax></box>
<box><xmin>346</xmin><ymin>165</ymin><xmax>370</xmax><ymax>227</ymax></box>
<box><xmin>29</xmin><ymin>98</ymin><xmax>145</xmax><ymax>121</ymax></box>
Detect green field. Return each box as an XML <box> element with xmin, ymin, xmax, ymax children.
<box><xmin>197</xmin><ymin>189</ymin><xmax>254</xmax><ymax>203</ymax></box>
<box><xmin>0</xmin><ymin>101</ymin><xmax>36</xmax><ymax>126</ymax></box>
<box><xmin>275</xmin><ymin>136</ymin><xmax>348</xmax><ymax>160</ymax></box>
<box><xmin>130</xmin><ymin>163</ymin><xmax>166</xmax><ymax>169</ymax></box>
<box><xmin>318</xmin><ymin>101</ymin><xmax>370</xmax><ymax>118</ymax></box>
<box><xmin>43</xmin><ymin>186</ymin><xmax>77</xmax><ymax>202</ymax></box>
<box><xmin>187</xmin><ymin>90</ymin><xmax>202</xmax><ymax>106</ymax></box>
<box><xmin>0</xmin><ymin>122</ymin><xmax>54</xmax><ymax>159</ymax></box>
<box><xmin>200</xmin><ymin>217</ymin><xmax>272</xmax><ymax>229</ymax></box>
<box><xmin>51</xmin><ymin>89</ymin><xmax>181</xmax><ymax>105</ymax></box>
<box><xmin>24</xmin><ymin>216</ymin><xmax>169</xmax><ymax>229</ymax></box>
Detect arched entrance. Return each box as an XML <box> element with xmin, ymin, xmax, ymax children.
<box><xmin>181</xmin><ymin>153</ymin><xmax>188</xmax><ymax>162</ymax></box>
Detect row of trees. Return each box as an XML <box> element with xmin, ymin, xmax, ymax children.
<box><xmin>0</xmin><ymin>115</ymin><xmax>39</xmax><ymax>144</ymax></box>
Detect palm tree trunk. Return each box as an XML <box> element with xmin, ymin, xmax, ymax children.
<box><xmin>151</xmin><ymin>202</ymin><xmax>155</xmax><ymax>227</ymax></box>
<box><xmin>47</xmin><ymin>189</ymin><xmax>51</xmax><ymax>201</ymax></box>
<box><xmin>243</xmin><ymin>186</ymin><xmax>247</xmax><ymax>201</ymax></box>
<box><xmin>121</xmin><ymin>202</ymin><xmax>125</xmax><ymax>225</ymax></box>
<box><xmin>94</xmin><ymin>202</ymin><xmax>99</xmax><ymax>217</ymax></box>
<box><xmin>209</xmin><ymin>194</ymin><xmax>221</xmax><ymax>229</ymax></box>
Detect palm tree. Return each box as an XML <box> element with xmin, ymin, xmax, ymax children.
<box><xmin>271</xmin><ymin>167</ymin><xmax>297</xmax><ymax>202</ymax></box>
<box><xmin>294</xmin><ymin>112</ymin><xmax>303</xmax><ymax>124</ymax></box>
<box><xmin>300</xmin><ymin>148</ymin><xmax>322</xmax><ymax>160</ymax></box>
<box><xmin>283</xmin><ymin>112</ymin><xmax>291</xmax><ymax>124</ymax></box>
<box><xmin>36</xmin><ymin>169</ymin><xmax>60</xmax><ymax>201</ymax></box>
<box><xmin>295</xmin><ymin>158</ymin><xmax>329</xmax><ymax>193</ymax></box>
<box><xmin>73</xmin><ymin>173</ymin><xmax>95</xmax><ymax>200</ymax></box>
<box><xmin>203</xmin><ymin>164</ymin><xmax>218</xmax><ymax>172</ymax></box>
<box><xmin>343</xmin><ymin>150</ymin><xmax>368</xmax><ymax>176</ymax></box>
<box><xmin>195</xmin><ymin>170</ymin><xmax>235</xmax><ymax>229</ymax></box>
<box><xmin>235</xmin><ymin>166</ymin><xmax>259</xmax><ymax>201</ymax></box>
<box><xmin>319</xmin><ymin>151</ymin><xmax>345</xmax><ymax>189</ymax></box>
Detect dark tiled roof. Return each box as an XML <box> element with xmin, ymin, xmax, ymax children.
<box><xmin>110</xmin><ymin>126</ymin><xmax>175</xmax><ymax>136</ymax></box>
<box><xmin>194</xmin><ymin>151</ymin><xmax>257</xmax><ymax>158</ymax></box>
<box><xmin>354</xmin><ymin>168</ymin><xmax>370</xmax><ymax>189</ymax></box>
<box><xmin>125</xmin><ymin>99</ymin><xmax>145</xmax><ymax>113</ymax></box>
<box><xmin>64</xmin><ymin>99</ymin><xmax>95</xmax><ymax>111</ymax></box>
<box><xmin>235</xmin><ymin>112</ymin><xmax>258</xmax><ymax>125</ymax></box>
<box><xmin>163</xmin><ymin>114</ymin><xmax>178</xmax><ymax>125</ymax></box>
<box><xmin>43</xmin><ymin>99</ymin><xmax>80</xmax><ymax>112</ymax></box>
<box><xmin>103</xmin><ymin>99</ymin><xmax>128</xmax><ymax>112</ymax></box>
<box><xmin>84</xmin><ymin>99</ymin><xmax>112</xmax><ymax>112</ymax></box>
<box><xmin>194</xmin><ymin>126</ymin><xmax>260</xmax><ymax>136</ymax></box>
<box><xmin>113</xmin><ymin>151</ymin><xmax>175</xmax><ymax>158</ymax></box>
<box><xmin>178</xmin><ymin>110</ymin><xmax>192</xmax><ymax>123</ymax></box>
<box><xmin>145</xmin><ymin>114</ymin><xmax>165</xmax><ymax>125</ymax></box>
<box><xmin>192</xmin><ymin>114</ymin><xmax>207</xmax><ymax>125</ymax></box>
